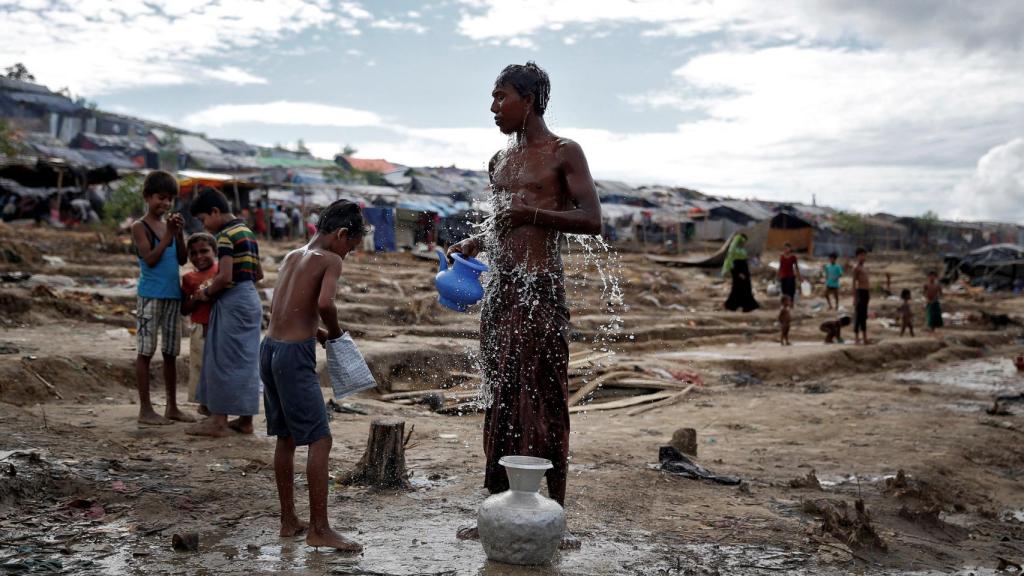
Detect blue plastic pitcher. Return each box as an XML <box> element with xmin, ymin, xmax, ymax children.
<box><xmin>435</xmin><ymin>248</ymin><xmax>489</xmax><ymax>312</ymax></box>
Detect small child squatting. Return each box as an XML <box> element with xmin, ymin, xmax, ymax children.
<box><xmin>779</xmin><ymin>295</ymin><xmax>792</xmax><ymax>346</ymax></box>
<box><xmin>262</xmin><ymin>199</ymin><xmax>366</xmax><ymax>552</ymax></box>
<box><xmin>820</xmin><ymin>316</ymin><xmax>852</xmax><ymax>344</ymax></box>
<box><xmin>898</xmin><ymin>288</ymin><xmax>914</xmax><ymax>337</ymax></box>
<box><xmin>131</xmin><ymin>170</ymin><xmax>193</xmax><ymax>426</ymax></box>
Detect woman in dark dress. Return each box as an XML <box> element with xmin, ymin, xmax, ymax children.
<box><xmin>722</xmin><ymin>233</ymin><xmax>760</xmax><ymax>312</ymax></box>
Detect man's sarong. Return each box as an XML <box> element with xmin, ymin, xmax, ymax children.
<box><xmin>925</xmin><ymin>300</ymin><xmax>943</xmax><ymax>329</ymax></box>
<box><xmin>480</xmin><ymin>269</ymin><xmax>570</xmax><ymax>505</ymax></box>
<box><xmin>197</xmin><ymin>281</ymin><xmax>262</xmax><ymax>416</ymax></box>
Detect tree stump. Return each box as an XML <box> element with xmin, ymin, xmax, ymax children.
<box><xmin>340</xmin><ymin>418</ymin><xmax>411</xmax><ymax>489</ymax></box>
<box><xmin>670</xmin><ymin>427</ymin><xmax>698</xmax><ymax>457</ymax></box>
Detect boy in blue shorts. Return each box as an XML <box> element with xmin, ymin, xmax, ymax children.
<box><xmin>131</xmin><ymin>170</ymin><xmax>193</xmax><ymax>426</ymax></box>
<box><xmin>262</xmin><ymin>199</ymin><xmax>365</xmax><ymax>551</ymax></box>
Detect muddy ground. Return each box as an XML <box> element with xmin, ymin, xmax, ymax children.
<box><xmin>1</xmin><ymin>224</ymin><xmax>1023</xmax><ymax>575</ymax></box>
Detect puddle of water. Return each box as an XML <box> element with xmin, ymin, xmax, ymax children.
<box><xmin>896</xmin><ymin>358</ymin><xmax>1021</xmax><ymax>394</ymax></box>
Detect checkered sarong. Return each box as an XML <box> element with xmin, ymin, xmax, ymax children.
<box><xmin>136</xmin><ymin>297</ymin><xmax>181</xmax><ymax>357</ymax></box>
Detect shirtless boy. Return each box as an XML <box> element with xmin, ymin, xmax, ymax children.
<box><xmin>779</xmin><ymin>295</ymin><xmax>792</xmax><ymax>346</ymax></box>
<box><xmin>852</xmin><ymin>247</ymin><xmax>870</xmax><ymax>345</ymax></box>
<box><xmin>261</xmin><ymin>199</ymin><xmax>365</xmax><ymax>552</ymax></box>
<box><xmin>923</xmin><ymin>271</ymin><xmax>943</xmax><ymax>333</ymax></box>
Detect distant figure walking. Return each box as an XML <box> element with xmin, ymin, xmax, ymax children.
<box><xmin>777</xmin><ymin>243</ymin><xmax>801</xmax><ymax>302</ymax></box>
<box><xmin>723</xmin><ymin>233</ymin><xmax>759</xmax><ymax>312</ymax></box>
<box><xmin>823</xmin><ymin>252</ymin><xmax>842</xmax><ymax>310</ymax></box>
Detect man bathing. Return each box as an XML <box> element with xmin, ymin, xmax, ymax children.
<box><xmin>449</xmin><ymin>61</ymin><xmax>601</xmax><ymax>548</ymax></box>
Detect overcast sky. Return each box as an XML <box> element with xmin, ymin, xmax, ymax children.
<box><xmin>2</xmin><ymin>0</ymin><xmax>1022</xmax><ymax>222</ymax></box>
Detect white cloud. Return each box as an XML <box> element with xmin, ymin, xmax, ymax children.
<box><xmin>0</xmin><ymin>0</ymin><xmax>378</xmax><ymax>94</ymax></box>
<box><xmin>201</xmin><ymin>66</ymin><xmax>268</xmax><ymax>85</ymax></box>
<box><xmin>183</xmin><ymin>101</ymin><xmax>384</xmax><ymax>128</ymax></box>
<box><xmin>370</xmin><ymin>18</ymin><xmax>428</xmax><ymax>33</ymax></box>
<box><xmin>953</xmin><ymin>139</ymin><xmax>1024</xmax><ymax>222</ymax></box>
<box><xmin>455</xmin><ymin>0</ymin><xmax>1024</xmax><ymax>54</ymax></box>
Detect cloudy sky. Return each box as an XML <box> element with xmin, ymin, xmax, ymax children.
<box><xmin>2</xmin><ymin>0</ymin><xmax>1023</xmax><ymax>221</ymax></box>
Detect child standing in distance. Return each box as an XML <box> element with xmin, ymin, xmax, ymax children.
<box><xmin>924</xmin><ymin>271</ymin><xmax>944</xmax><ymax>334</ymax></box>
<box><xmin>823</xmin><ymin>252</ymin><xmax>843</xmax><ymax>310</ymax></box>
<box><xmin>180</xmin><ymin>233</ymin><xmax>219</xmax><ymax>414</ymax></box>
<box><xmin>779</xmin><ymin>295</ymin><xmax>792</xmax><ymax>346</ymax></box>
<box><xmin>131</xmin><ymin>171</ymin><xmax>193</xmax><ymax>426</ymax></box>
<box><xmin>262</xmin><ymin>200</ymin><xmax>365</xmax><ymax>551</ymax></box>
<box><xmin>187</xmin><ymin>189</ymin><xmax>264</xmax><ymax>438</ymax></box>
<box><xmin>898</xmin><ymin>288</ymin><xmax>914</xmax><ymax>337</ymax></box>
<box><xmin>852</xmin><ymin>247</ymin><xmax>871</xmax><ymax>345</ymax></box>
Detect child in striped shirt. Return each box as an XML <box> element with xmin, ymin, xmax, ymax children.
<box><xmin>186</xmin><ymin>188</ymin><xmax>264</xmax><ymax>438</ymax></box>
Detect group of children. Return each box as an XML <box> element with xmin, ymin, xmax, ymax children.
<box><xmin>776</xmin><ymin>247</ymin><xmax>945</xmax><ymax>346</ymax></box>
<box><xmin>133</xmin><ymin>171</ymin><xmax>366</xmax><ymax>551</ymax></box>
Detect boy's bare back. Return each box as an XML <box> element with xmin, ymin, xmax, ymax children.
<box><xmin>268</xmin><ymin>246</ymin><xmax>343</xmax><ymax>342</ymax></box>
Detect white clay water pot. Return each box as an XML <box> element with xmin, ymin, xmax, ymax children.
<box><xmin>478</xmin><ymin>455</ymin><xmax>566</xmax><ymax>565</ymax></box>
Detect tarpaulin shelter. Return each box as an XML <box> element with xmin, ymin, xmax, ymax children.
<box><xmin>943</xmin><ymin>244</ymin><xmax>1024</xmax><ymax>292</ymax></box>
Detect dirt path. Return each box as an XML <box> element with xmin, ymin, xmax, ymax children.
<box><xmin>2</xmin><ymin>226</ymin><xmax>1023</xmax><ymax>575</ymax></box>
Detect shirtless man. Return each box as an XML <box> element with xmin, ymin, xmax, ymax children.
<box><xmin>448</xmin><ymin>62</ymin><xmax>601</xmax><ymax>548</ymax></box>
<box><xmin>852</xmin><ymin>247</ymin><xmax>871</xmax><ymax>345</ymax></box>
<box><xmin>260</xmin><ymin>199</ymin><xmax>365</xmax><ymax>552</ymax></box>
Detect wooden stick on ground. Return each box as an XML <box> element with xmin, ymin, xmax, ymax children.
<box><xmin>567</xmin><ymin>351</ymin><xmax>615</xmax><ymax>368</ymax></box>
<box><xmin>569</xmin><ymin>391</ymin><xmax>675</xmax><ymax>414</ymax></box>
<box><xmin>624</xmin><ymin>385</ymin><xmax>696</xmax><ymax>417</ymax></box>
<box><xmin>22</xmin><ymin>362</ymin><xmax>63</xmax><ymax>400</ymax></box>
<box><xmin>568</xmin><ymin>370</ymin><xmax>638</xmax><ymax>406</ymax></box>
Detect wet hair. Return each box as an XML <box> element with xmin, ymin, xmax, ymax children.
<box><xmin>317</xmin><ymin>199</ymin><xmax>366</xmax><ymax>238</ymax></box>
<box><xmin>829</xmin><ymin>252</ymin><xmax>838</xmax><ymax>259</ymax></box>
<box><xmin>189</xmin><ymin>187</ymin><xmax>230</xmax><ymax>216</ymax></box>
<box><xmin>495</xmin><ymin>61</ymin><xmax>551</xmax><ymax>116</ymax></box>
<box><xmin>781</xmin><ymin>295</ymin><xmax>792</xmax><ymax>305</ymax></box>
<box><xmin>900</xmin><ymin>288</ymin><xmax>911</xmax><ymax>300</ymax></box>
<box><xmin>855</xmin><ymin>246</ymin><xmax>867</xmax><ymax>256</ymax></box>
<box><xmin>186</xmin><ymin>232</ymin><xmax>216</xmax><ymax>252</ymax></box>
<box><xmin>927</xmin><ymin>270</ymin><xmax>937</xmax><ymax>277</ymax></box>
<box><xmin>784</xmin><ymin>242</ymin><xmax>792</xmax><ymax>249</ymax></box>
<box><xmin>142</xmin><ymin>170</ymin><xmax>178</xmax><ymax>198</ymax></box>
<box><xmin>839</xmin><ymin>316</ymin><xmax>852</xmax><ymax>326</ymax></box>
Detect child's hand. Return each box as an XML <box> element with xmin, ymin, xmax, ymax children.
<box><xmin>316</xmin><ymin>327</ymin><xmax>329</xmax><ymax>347</ymax></box>
<box><xmin>167</xmin><ymin>213</ymin><xmax>184</xmax><ymax>234</ymax></box>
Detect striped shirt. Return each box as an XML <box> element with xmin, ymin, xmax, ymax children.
<box><xmin>216</xmin><ymin>219</ymin><xmax>260</xmax><ymax>285</ymax></box>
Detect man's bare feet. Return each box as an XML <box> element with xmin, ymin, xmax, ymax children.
<box><xmin>138</xmin><ymin>410</ymin><xmax>173</xmax><ymax>426</ymax></box>
<box><xmin>165</xmin><ymin>408</ymin><xmax>196</xmax><ymax>423</ymax></box>
<box><xmin>559</xmin><ymin>531</ymin><xmax>581</xmax><ymax>550</ymax></box>
<box><xmin>306</xmin><ymin>527</ymin><xmax>362</xmax><ymax>552</ymax></box>
<box><xmin>228</xmin><ymin>417</ymin><xmax>254</xmax><ymax>434</ymax></box>
<box><xmin>455</xmin><ymin>525</ymin><xmax>479</xmax><ymax>540</ymax></box>
<box><xmin>280</xmin><ymin>517</ymin><xmax>309</xmax><ymax>537</ymax></box>
<box><xmin>185</xmin><ymin>419</ymin><xmax>234</xmax><ymax>437</ymax></box>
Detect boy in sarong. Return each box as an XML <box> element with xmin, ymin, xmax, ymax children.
<box><xmin>924</xmin><ymin>271</ymin><xmax>943</xmax><ymax>333</ymax></box>
<box><xmin>448</xmin><ymin>61</ymin><xmax>602</xmax><ymax>549</ymax></box>
<box><xmin>261</xmin><ymin>199</ymin><xmax>365</xmax><ymax>551</ymax></box>
<box><xmin>187</xmin><ymin>189</ymin><xmax>263</xmax><ymax>438</ymax></box>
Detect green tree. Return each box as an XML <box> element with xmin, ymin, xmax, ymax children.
<box><xmin>0</xmin><ymin>119</ymin><xmax>23</xmax><ymax>156</ymax></box>
<box><xmin>342</xmin><ymin>144</ymin><xmax>357</xmax><ymax>156</ymax></box>
<box><xmin>834</xmin><ymin>211</ymin><xmax>866</xmax><ymax>235</ymax></box>
<box><xmin>296</xmin><ymin>139</ymin><xmax>309</xmax><ymax>154</ymax></box>
<box><xmin>4</xmin><ymin>63</ymin><xmax>35</xmax><ymax>81</ymax></box>
<box><xmin>103</xmin><ymin>173</ymin><xmax>146</xmax><ymax>226</ymax></box>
